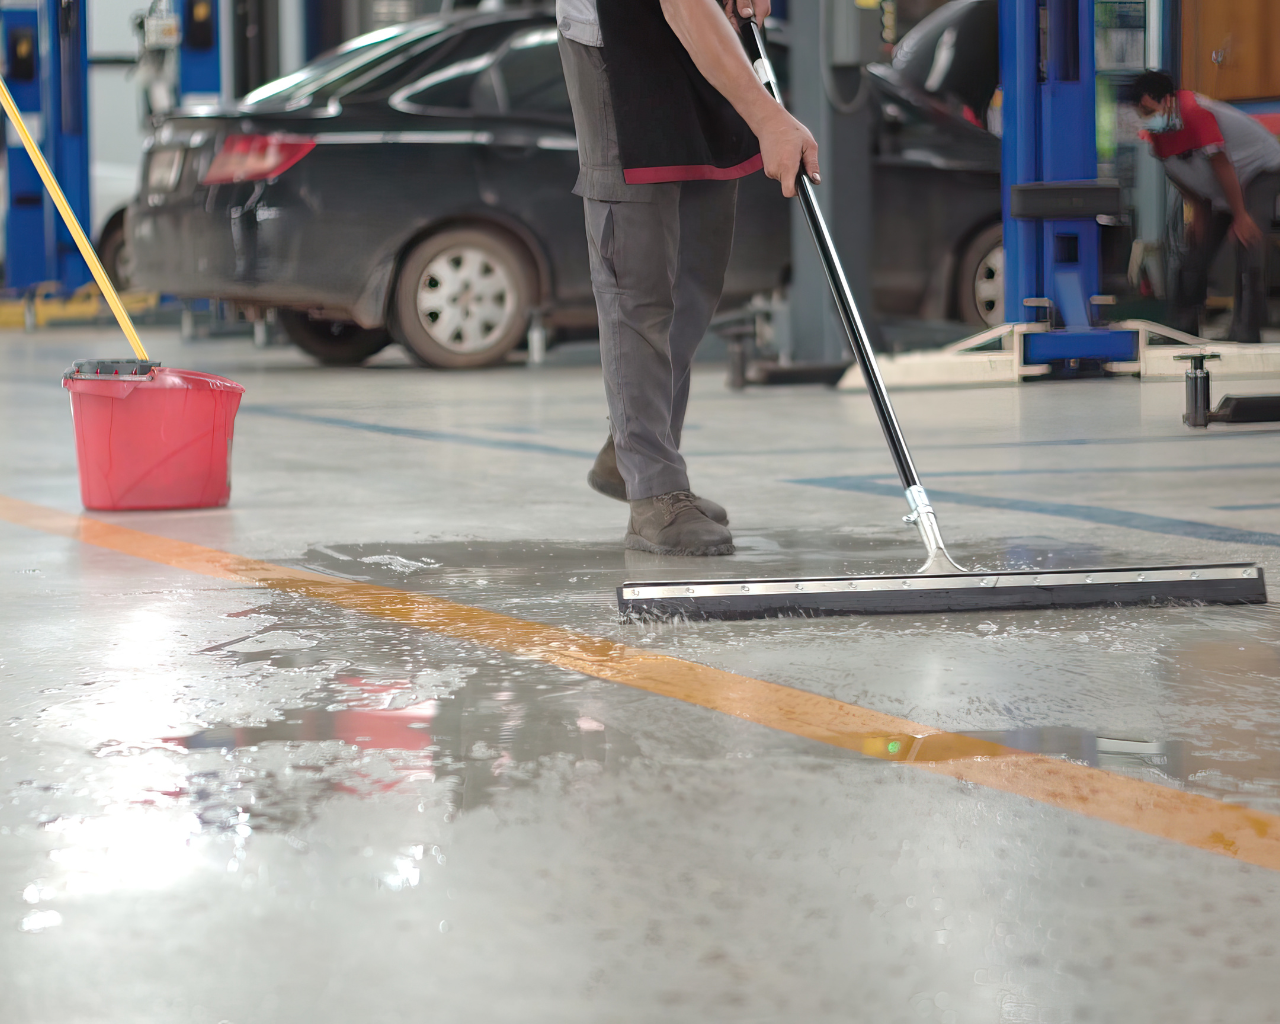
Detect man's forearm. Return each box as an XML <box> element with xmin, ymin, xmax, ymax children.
<box><xmin>659</xmin><ymin>0</ymin><xmax>818</xmax><ymax>196</ymax></box>
<box><xmin>1209</xmin><ymin>151</ymin><xmax>1249</xmax><ymax>219</ymax></box>
<box><xmin>658</xmin><ymin>0</ymin><xmax>781</xmax><ymax>135</ymax></box>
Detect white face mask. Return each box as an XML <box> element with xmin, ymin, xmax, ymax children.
<box><xmin>1142</xmin><ymin>110</ymin><xmax>1174</xmax><ymax>133</ymax></box>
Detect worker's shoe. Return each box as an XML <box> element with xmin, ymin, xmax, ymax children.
<box><xmin>626</xmin><ymin>491</ymin><xmax>735</xmax><ymax>556</ymax></box>
<box><xmin>588</xmin><ymin>436</ymin><xmax>729</xmax><ymax>526</ymax></box>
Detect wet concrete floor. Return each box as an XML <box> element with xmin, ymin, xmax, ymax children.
<box><xmin>2</xmin><ymin>326</ymin><xmax>1280</xmax><ymax>1022</ymax></box>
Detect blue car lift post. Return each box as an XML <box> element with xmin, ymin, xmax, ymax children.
<box><xmin>2</xmin><ymin>0</ymin><xmax>227</xmax><ymax>311</ymax></box>
<box><xmin>836</xmin><ymin>0</ymin><xmax>1280</xmax><ymax>394</ymax></box>
<box><xmin>1000</xmin><ymin>0</ymin><xmax>1135</xmax><ymax>371</ymax></box>
<box><xmin>1002</xmin><ymin>0</ymin><xmax>1280</xmax><ymax>423</ymax></box>
<box><xmin>2</xmin><ymin>0</ymin><xmax>92</xmax><ymax>296</ymax></box>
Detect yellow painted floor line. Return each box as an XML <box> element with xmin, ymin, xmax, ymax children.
<box><xmin>3</xmin><ymin>492</ymin><xmax>1279</xmax><ymax>870</ymax></box>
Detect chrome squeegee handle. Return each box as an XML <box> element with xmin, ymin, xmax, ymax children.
<box><xmin>747</xmin><ymin>23</ymin><xmax>964</xmax><ymax>574</ymax></box>
<box><xmin>746</xmin><ymin>21</ymin><xmax>914</xmax><ymax>489</ymax></box>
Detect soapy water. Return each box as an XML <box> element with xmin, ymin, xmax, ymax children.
<box><xmin>6</xmin><ymin>533</ymin><xmax>1276</xmax><ymax>907</ymax></box>
<box><xmin>65</xmin><ymin>530</ymin><xmax>1260</xmax><ymax>840</ymax></box>
<box><xmin>290</xmin><ymin>532</ymin><xmax>1276</xmax><ymax>632</ymax></box>
<box><xmin>77</xmin><ymin>606</ymin><xmax>1254</xmax><ymax>852</ymax></box>
<box><xmin>279</xmin><ymin>535</ymin><xmax>1280</xmax><ymax>810</ymax></box>
<box><xmin>158</xmin><ymin>664</ymin><xmax>639</xmax><ymax>834</ymax></box>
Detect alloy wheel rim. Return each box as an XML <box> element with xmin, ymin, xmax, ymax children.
<box><xmin>973</xmin><ymin>244</ymin><xmax>1004</xmax><ymax>327</ymax></box>
<box><xmin>416</xmin><ymin>246</ymin><xmax>516</xmax><ymax>353</ymax></box>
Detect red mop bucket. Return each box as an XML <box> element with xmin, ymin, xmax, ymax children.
<box><xmin>63</xmin><ymin>359</ymin><xmax>245</xmax><ymax>511</ymax></box>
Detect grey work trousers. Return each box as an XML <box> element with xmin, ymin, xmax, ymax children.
<box><xmin>584</xmin><ymin>186</ymin><xmax>738</xmax><ymax>499</ymax></box>
<box><xmin>1173</xmin><ymin>169</ymin><xmax>1280</xmax><ymax>342</ymax></box>
<box><xmin>559</xmin><ymin>34</ymin><xmax>738</xmax><ymax>499</ymax></box>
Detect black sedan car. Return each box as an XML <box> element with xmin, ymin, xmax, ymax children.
<box><xmin>128</xmin><ymin>6</ymin><xmax>1003</xmax><ymax>368</ymax></box>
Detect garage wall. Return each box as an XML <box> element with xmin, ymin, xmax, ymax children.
<box><xmin>1180</xmin><ymin>0</ymin><xmax>1280</xmax><ymax>102</ymax></box>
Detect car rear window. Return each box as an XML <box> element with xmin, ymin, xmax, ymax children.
<box><xmin>240</xmin><ymin>24</ymin><xmax>435</xmax><ymax>109</ymax></box>
<box><xmin>494</xmin><ymin>28</ymin><xmax>570</xmax><ymax>115</ymax></box>
<box><xmin>392</xmin><ymin>21</ymin><xmax>567</xmax><ymax>119</ymax></box>
<box><xmin>341</xmin><ymin>20</ymin><xmax>520</xmax><ymax>103</ymax></box>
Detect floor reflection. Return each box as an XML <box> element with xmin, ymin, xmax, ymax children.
<box><xmin>963</xmin><ymin>727</ymin><xmax>1186</xmax><ymax>782</ymax></box>
<box><xmin>163</xmin><ymin>669</ymin><xmax>636</xmax><ymax>835</ymax></box>
<box><xmin>163</xmin><ymin>686</ymin><xmax>1187</xmax><ymax>843</ymax></box>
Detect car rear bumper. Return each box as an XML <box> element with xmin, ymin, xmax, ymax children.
<box><xmin>128</xmin><ymin>176</ymin><xmax>392</xmax><ymax>324</ymax></box>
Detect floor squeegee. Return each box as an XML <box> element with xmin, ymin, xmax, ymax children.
<box><xmin>616</xmin><ymin>23</ymin><xmax>1267</xmax><ymax>621</ymax></box>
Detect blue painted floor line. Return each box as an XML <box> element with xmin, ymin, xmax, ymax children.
<box><xmin>793</xmin><ymin>475</ymin><xmax>1280</xmax><ymax>549</ymax></box>
<box><xmin>243</xmin><ymin>403</ymin><xmax>1278</xmax><ymax>547</ymax></box>
<box><xmin>877</xmin><ymin>462</ymin><xmax>1280</xmax><ymax>479</ymax></box>
<box><xmin>689</xmin><ymin>428</ymin><xmax>1280</xmax><ymax>458</ymax></box>
<box><xmin>244</xmin><ymin>406</ymin><xmax>1280</xmax><ymax>472</ymax></box>
<box><xmin>241</xmin><ymin>405</ymin><xmax>598</xmax><ymax>459</ymax></box>
<box><xmin>945</xmin><ymin>428</ymin><xmax>1280</xmax><ymax>449</ymax></box>
<box><xmin>1216</xmin><ymin>502</ymin><xmax>1280</xmax><ymax>512</ymax></box>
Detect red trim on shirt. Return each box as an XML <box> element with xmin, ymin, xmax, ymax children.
<box><xmin>622</xmin><ymin>153</ymin><xmax>764</xmax><ymax>184</ymax></box>
<box><xmin>1148</xmin><ymin>91</ymin><xmax>1225</xmax><ymax>159</ymax></box>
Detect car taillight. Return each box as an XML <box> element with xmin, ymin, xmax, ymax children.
<box><xmin>202</xmin><ymin>133</ymin><xmax>315</xmax><ymax>185</ymax></box>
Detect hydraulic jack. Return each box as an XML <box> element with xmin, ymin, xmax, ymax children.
<box><xmin>1178</xmin><ymin>353</ymin><xmax>1280</xmax><ymax>428</ymax></box>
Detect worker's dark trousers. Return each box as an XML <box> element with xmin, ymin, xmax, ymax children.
<box><xmin>559</xmin><ymin>34</ymin><xmax>738</xmax><ymax>500</ymax></box>
<box><xmin>1173</xmin><ymin>170</ymin><xmax>1280</xmax><ymax>342</ymax></box>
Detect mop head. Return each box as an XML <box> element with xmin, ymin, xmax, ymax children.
<box><xmin>618</xmin><ymin>563</ymin><xmax>1266</xmax><ymax>621</ymax></box>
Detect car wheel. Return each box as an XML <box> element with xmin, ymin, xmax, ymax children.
<box><xmin>393</xmin><ymin>227</ymin><xmax>535</xmax><ymax>369</ymax></box>
<box><xmin>279</xmin><ymin>310</ymin><xmax>393</xmax><ymax>366</ymax></box>
<box><xmin>957</xmin><ymin>223</ymin><xmax>1004</xmax><ymax>328</ymax></box>
<box><xmin>98</xmin><ymin>219</ymin><xmax>133</xmax><ymax>292</ymax></box>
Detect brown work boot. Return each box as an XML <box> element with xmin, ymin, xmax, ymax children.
<box><xmin>625</xmin><ymin>491</ymin><xmax>735</xmax><ymax>556</ymax></box>
<box><xmin>588</xmin><ymin>436</ymin><xmax>729</xmax><ymax>525</ymax></box>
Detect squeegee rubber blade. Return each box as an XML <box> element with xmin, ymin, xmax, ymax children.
<box><xmin>617</xmin><ymin>566</ymin><xmax>1267</xmax><ymax>621</ymax></box>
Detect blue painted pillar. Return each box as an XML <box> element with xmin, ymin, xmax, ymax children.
<box><xmin>179</xmin><ymin>0</ymin><xmax>224</xmax><ymax>101</ymax></box>
<box><xmin>2</xmin><ymin>0</ymin><xmax>92</xmax><ymax>291</ymax></box>
<box><xmin>1039</xmin><ymin>0</ymin><xmax>1099</xmax><ymax>322</ymax></box>
<box><xmin>46</xmin><ymin>0</ymin><xmax>93</xmax><ymax>290</ymax></box>
<box><xmin>1000</xmin><ymin>0</ymin><xmax>1101</xmax><ymax>324</ymax></box>
<box><xmin>2</xmin><ymin>6</ymin><xmax>51</xmax><ymax>287</ymax></box>
<box><xmin>999</xmin><ymin>0</ymin><xmax>1037</xmax><ymax>319</ymax></box>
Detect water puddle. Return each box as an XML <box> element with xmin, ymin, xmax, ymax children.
<box><xmin>285</xmin><ymin>533</ymin><xmax>1176</xmax><ymax>636</ymax></box>
<box><xmin>294</xmin><ymin>533</ymin><xmax>1133</xmax><ymax>592</ymax></box>
<box><xmin>6</xmin><ymin>558</ymin><xmax>1275</xmax><ymax>931</ymax></box>
<box><xmin>160</xmin><ymin>673</ymin><xmax>638</xmax><ymax>833</ymax></box>
<box><xmin>157</xmin><ymin>712</ymin><xmax>1189</xmax><ymax>840</ymax></box>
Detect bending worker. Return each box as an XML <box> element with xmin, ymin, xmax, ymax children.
<box><xmin>1133</xmin><ymin>70</ymin><xmax>1280</xmax><ymax>342</ymax></box>
<box><xmin>557</xmin><ymin>0</ymin><xmax>819</xmax><ymax>555</ymax></box>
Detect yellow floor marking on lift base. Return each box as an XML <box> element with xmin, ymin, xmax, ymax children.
<box><xmin>2</xmin><ymin>492</ymin><xmax>1278</xmax><ymax>871</ymax></box>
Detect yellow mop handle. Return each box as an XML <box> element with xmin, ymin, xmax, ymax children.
<box><xmin>0</xmin><ymin>77</ymin><xmax>148</xmax><ymax>360</ymax></box>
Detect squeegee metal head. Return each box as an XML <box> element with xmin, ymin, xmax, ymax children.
<box><xmin>617</xmin><ymin>563</ymin><xmax>1266</xmax><ymax>622</ymax></box>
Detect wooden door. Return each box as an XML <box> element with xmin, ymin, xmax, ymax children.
<box><xmin>1181</xmin><ymin>0</ymin><xmax>1280</xmax><ymax>101</ymax></box>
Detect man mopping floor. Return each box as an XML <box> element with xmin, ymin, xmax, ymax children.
<box><xmin>611</xmin><ymin>22</ymin><xmax>1268</xmax><ymax>621</ymax></box>
<box><xmin>557</xmin><ymin>0</ymin><xmax>819</xmax><ymax>556</ymax></box>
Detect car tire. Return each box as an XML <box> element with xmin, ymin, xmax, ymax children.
<box><xmin>392</xmin><ymin>226</ymin><xmax>536</xmax><ymax>369</ymax></box>
<box><xmin>957</xmin><ymin>223</ymin><xmax>1005</xmax><ymax>328</ymax></box>
<box><xmin>98</xmin><ymin>219</ymin><xmax>133</xmax><ymax>292</ymax></box>
<box><xmin>279</xmin><ymin>310</ymin><xmax>393</xmax><ymax>366</ymax></box>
